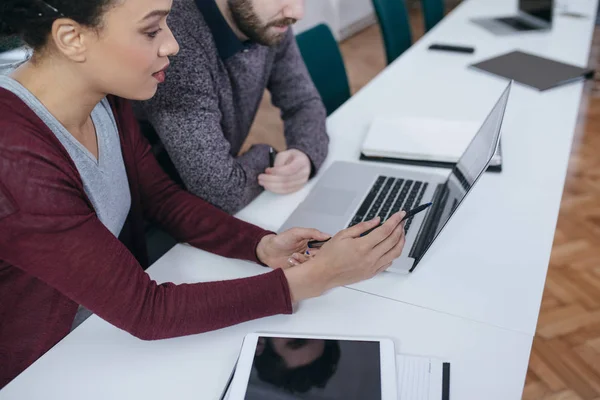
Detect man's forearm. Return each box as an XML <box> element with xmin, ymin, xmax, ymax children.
<box><xmin>283</xmin><ymin>99</ymin><xmax>330</xmax><ymax>175</ymax></box>
<box><xmin>177</xmin><ymin>142</ymin><xmax>272</xmax><ymax>214</ymax></box>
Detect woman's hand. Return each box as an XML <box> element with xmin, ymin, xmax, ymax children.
<box><xmin>256</xmin><ymin>228</ymin><xmax>330</xmax><ymax>269</ymax></box>
<box><xmin>283</xmin><ymin>212</ymin><xmax>407</xmax><ymax>303</ymax></box>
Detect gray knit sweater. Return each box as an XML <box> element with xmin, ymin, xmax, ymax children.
<box><xmin>135</xmin><ymin>0</ymin><xmax>329</xmax><ymax>214</ymax></box>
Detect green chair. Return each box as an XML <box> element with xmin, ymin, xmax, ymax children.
<box><xmin>372</xmin><ymin>0</ymin><xmax>413</xmax><ymax>65</ymax></box>
<box><xmin>421</xmin><ymin>0</ymin><xmax>445</xmax><ymax>32</ymax></box>
<box><xmin>295</xmin><ymin>24</ymin><xmax>351</xmax><ymax>116</ymax></box>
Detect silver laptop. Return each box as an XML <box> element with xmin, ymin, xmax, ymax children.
<box><xmin>471</xmin><ymin>0</ymin><xmax>553</xmax><ymax>36</ymax></box>
<box><xmin>279</xmin><ymin>82</ymin><xmax>512</xmax><ymax>274</ymax></box>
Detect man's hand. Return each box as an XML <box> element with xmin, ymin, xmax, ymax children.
<box><xmin>258</xmin><ymin>149</ymin><xmax>311</xmax><ymax>194</ymax></box>
<box><xmin>256</xmin><ymin>228</ymin><xmax>330</xmax><ymax>270</ymax></box>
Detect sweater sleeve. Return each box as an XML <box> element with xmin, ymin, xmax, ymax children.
<box><xmin>0</xmin><ymin>108</ymin><xmax>293</xmax><ymax>341</ymax></box>
<box><xmin>136</xmin><ymin>42</ymin><xmax>269</xmax><ymax>215</ymax></box>
<box><xmin>115</xmin><ymin>98</ymin><xmax>272</xmax><ymax>263</ymax></box>
<box><xmin>267</xmin><ymin>30</ymin><xmax>330</xmax><ymax>175</ymax></box>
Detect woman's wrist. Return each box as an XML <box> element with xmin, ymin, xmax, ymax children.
<box><xmin>256</xmin><ymin>234</ymin><xmax>276</xmax><ymax>266</ymax></box>
<box><xmin>283</xmin><ymin>259</ymin><xmax>328</xmax><ymax>303</ymax></box>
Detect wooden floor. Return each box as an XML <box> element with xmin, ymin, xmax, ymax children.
<box><xmin>247</xmin><ymin>6</ymin><xmax>600</xmax><ymax>400</ymax></box>
<box><xmin>523</xmin><ymin>30</ymin><xmax>600</xmax><ymax>399</ymax></box>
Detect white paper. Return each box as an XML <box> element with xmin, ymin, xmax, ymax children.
<box><xmin>396</xmin><ymin>354</ymin><xmax>445</xmax><ymax>400</ymax></box>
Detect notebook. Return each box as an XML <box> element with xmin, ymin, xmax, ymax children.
<box><xmin>360</xmin><ymin>116</ymin><xmax>503</xmax><ymax>172</ymax></box>
<box><xmin>396</xmin><ymin>354</ymin><xmax>451</xmax><ymax>400</ymax></box>
<box><xmin>470</xmin><ymin>50</ymin><xmax>595</xmax><ymax>91</ymax></box>
<box><xmin>221</xmin><ymin>354</ymin><xmax>451</xmax><ymax>400</ymax></box>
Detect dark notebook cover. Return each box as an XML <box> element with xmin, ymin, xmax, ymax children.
<box><xmin>471</xmin><ymin>50</ymin><xmax>595</xmax><ymax>91</ymax></box>
<box><xmin>360</xmin><ymin>139</ymin><xmax>503</xmax><ymax>173</ymax></box>
<box><xmin>360</xmin><ymin>153</ymin><xmax>502</xmax><ymax>172</ymax></box>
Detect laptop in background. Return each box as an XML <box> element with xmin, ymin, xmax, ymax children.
<box><xmin>278</xmin><ymin>82</ymin><xmax>512</xmax><ymax>274</ymax></box>
<box><xmin>471</xmin><ymin>0</ymin><xmax>554</xmax><ymax>36</ymax></box>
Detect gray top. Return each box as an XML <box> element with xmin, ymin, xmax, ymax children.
<box><xmin>0</xmin><ymin>76</ymin><xmax>131</xmax><ymax>329</ymax></box>
<box><xmin>0</xmin><ymin>76</ymin><xmax>131</xmax><ymax>238</ymax></box>
<box><xmin>135</xmin><ymin>0</ymin><xmax>329</xmax><ymax>214</ymax></box>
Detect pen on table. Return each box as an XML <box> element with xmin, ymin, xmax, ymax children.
<box><xmin>307</xmin><ymin>202</ymin><xmax>433</xmax><ymax>249</ymax></box>
<box><xmin>219</xmin><ymin>358</ymin><xmax>238</xmax><ymax>400</ymax></box>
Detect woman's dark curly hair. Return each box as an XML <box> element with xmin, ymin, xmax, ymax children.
<box><xmin>0</xmin><ymin>0</ymin><xmax>116</xmax><ymax>50</ymax></box>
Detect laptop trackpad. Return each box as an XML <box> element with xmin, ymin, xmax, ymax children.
<box><xmin>303</xmin><ymin>187</ymin><xmax>357</xmax><ymax>217</ymax></box>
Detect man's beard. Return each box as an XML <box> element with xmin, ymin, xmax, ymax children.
<box><xmin>228</xmin><ymin>0</ymin><xmax>297</xmax><ymax>46</ymax></box>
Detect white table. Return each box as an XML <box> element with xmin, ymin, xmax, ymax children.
<box><xmin>238</xmin><ymin>0</ymin><xmax>599</xmax><ymax>336</ymax></box>
<box><xmin>2</xmin><ymin>0</ymin><xmax>597</xmax><ymax>398</ymax></box>
<box><xmin>0</xmin><ymin>246</ymin><xmax>533</xmax><ymax>400</ymax></box>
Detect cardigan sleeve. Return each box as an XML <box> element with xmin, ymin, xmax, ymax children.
<box><xmin>113</xmin><ymin>97</ymin><xmax>274</xmax><ymax>263</ymax></box>
<box><xmin>0</xmin><ymin>96</ymin><xmax>293</xmax><ymax>341</ymax></box>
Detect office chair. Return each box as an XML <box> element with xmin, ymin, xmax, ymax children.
<box><xmin>295</xmin><ymin>23</ymin><xmax>351</xmax><ymax>116</ymax></box>
<box><xmin>372</xmin><ymin>0</ymin><xmax>413</xmax><ymax>64</ymax></box>
<box><xmin>421</xmin><ymin>0</ymin><xmax>445</xmax><ymax>32</ymax></box>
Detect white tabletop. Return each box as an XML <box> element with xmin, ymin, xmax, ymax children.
<box><xmin>2</xmin><ymin>0</ymin><xmax>597</xmax><ymax>398</ymax></box>
<box><xmin>0</xmin><ymin>245</ymin><xmax>532</xmax><ymax>400</ymax></box>
<box><xmin>236</xmin><ymin>0</ymin><xmax>599</xmax><ymax>336</ymax></box>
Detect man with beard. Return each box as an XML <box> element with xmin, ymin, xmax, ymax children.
<box><xmin>135</xmin><ymin>0</ymin><xmax>330</xmax><ymax>214</ymax></box>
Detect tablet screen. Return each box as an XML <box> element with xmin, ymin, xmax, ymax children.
<box><xmin>244</xmin><ymin>336</ymin><xmax>382</xmax><ymax>399</ymax></box>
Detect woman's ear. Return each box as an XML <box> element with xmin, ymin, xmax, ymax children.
<box><xmin>50</xmin><ymin>18</ymin><xmax>93</xmax><ymax>62</ymax></box>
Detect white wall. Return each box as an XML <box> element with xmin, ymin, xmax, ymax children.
<box><xmin>293</xmin><ymin>0</ymin><xmax>377</xmax><ymax>40</ymax></box>
<box><xmin>294</xmin><ymin>0</ymin><xmax>461</xmax><ymax>41</ymax></box>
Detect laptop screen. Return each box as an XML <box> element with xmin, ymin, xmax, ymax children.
<box><xmin>519</xmin><ymin>0</ymin><xmax>553</xmax><ymax>23</ymax></box>
<box><xmin>413</xmin><ymin>83</ymin><xmax>511</xmax><ymax>263</ymax></box>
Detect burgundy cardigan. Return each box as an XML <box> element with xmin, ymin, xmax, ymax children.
<box><xmin>0</xmin><ymin>90</ymin><xmax>292</xmax><ymax>388</ymax></box>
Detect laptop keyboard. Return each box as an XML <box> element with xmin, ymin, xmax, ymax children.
<box><xmin>348</xmin><ymin>176</ymin><xmax>429</xmax><ymax>233</ymax></box>
<box><xmin>497</xmin><ymin>17</ymin><xmax>537</xmax><ymax>31</ymax></box>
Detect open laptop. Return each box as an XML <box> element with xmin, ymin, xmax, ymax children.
<box><xmin>279</xmin><ymin>82</ymin><xmax>512</xmax><ymax>274</ymax></box>
<box><xmin>471</xmin><ymin>0</ymin><xmax>553</xmax><ymax>36</ymax></box>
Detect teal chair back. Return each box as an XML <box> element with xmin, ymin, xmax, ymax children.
<box><xmin>295</xmin><ymin>24</ymin><xmax>351</xmax><ymax>116</ymax></box>
<box><xmin>371</xmin><ymin>0</ymin><xmax>413</xmax><ymax>65</ymax></box>
<box><xmin>421</xmin><ymin>0</ymin><xmax>445</xmax><ymax>32</ymax></box>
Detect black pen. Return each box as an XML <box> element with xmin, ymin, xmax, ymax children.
<box><xmin>307</xmin><ymin>237</ymin><xmax>331</xmax><ymax>249</ymax></box>
<box><xmin>401</xmin><ymin>202</ymin><xmax>433</xmax><ymax>222</ymax></box>
<box><xmin>307</xmin><ymin>202</ymin><xmax>433</xmax><ymax>249</ymax></box>
<box><xmin>358</xmin><ymin>202</ymin><xmax>433</xmax><ymax>237</ymax></box>
<box><xmin>219</xmin><ymin>358</ymin><xmax>239</xmax><ymax>400</ymax></box>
